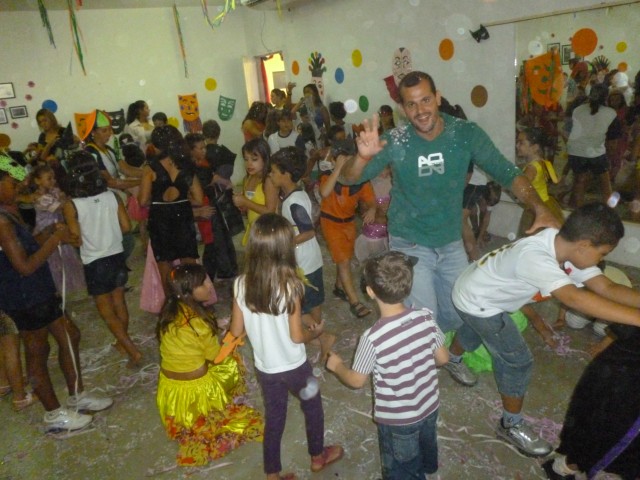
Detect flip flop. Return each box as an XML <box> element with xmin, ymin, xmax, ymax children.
<box><xmin>350</xmin><ymin>302</ymin><xmax>371</xmax><ymax>318</ymax></box>
<box><xmin>311</xmin><ymin>445</ymin><xmax>344</xmax><ymax>473</ymax></box>
<box><xmin>332</xmin><ymin>286</ymin><xmax>348</xmax><ymax>302</ymax></box>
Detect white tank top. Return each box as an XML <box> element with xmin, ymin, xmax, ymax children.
<box><xmin>72</xmin><ymin>191</ymin><xmax>123</xmax><ymax>265</ymax></box>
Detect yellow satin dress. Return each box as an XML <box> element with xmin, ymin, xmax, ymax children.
<box><xmin>156</xmin><ymin>304</ymin><xmax>263</xmax><ymax>465</ymax></box>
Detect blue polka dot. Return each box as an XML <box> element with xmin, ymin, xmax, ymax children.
<box><xmin>335</xmin><ymin>68</ymin><xmax>345</xmax><ymax>84</ymax></box>
<box><xmin>42</xmin><ymin>99</ymin><xmax>58</xmax><ymax>113</ymax></box>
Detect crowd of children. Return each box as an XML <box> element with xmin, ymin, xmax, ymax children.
<box><xmin>3</xmin><ymin>91</ymin><xmax>640</xmax><ymax>480</ymax></box>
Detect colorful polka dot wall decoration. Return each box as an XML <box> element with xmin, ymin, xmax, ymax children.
<box><xmin>0</xmin><ymin>134</ymin><xmax>11</xmax><ymax>148</ymax></box>
<box><xmin>616</xmin><ymin>41</ymin><xmax>627</xmax><ymax>53</ymax></box>
<box><xmin>358</xmin><ymin>95</ymin><xmax>369</xmax><ymax>113</ymax></box>
<box><xmin>42</xmin><ymin>99</ymin><xmax>58</xmax><ymax>113</ymax></box>
<box><xmin>292</xmin><ymin>60</ymin><xmax>300</xmax><ymax>76</ymax></box>
<box><xmin>618</xmin><ymin>62</ymin><xmax>628</xmax><ymax>72</ymax></box>
<box><xmin>352</xmin><ymin>49</ymin><xmax>362</xmax><ymax>67</ymax></box>
<box><xmin>571</xmin><ymin>28</ymin><xmax>597</xmax><ymax>57</ymax></box>
<box><xmin>205</xmin><ymin>78</ymin><xmax>217</xmax><ymax>91</ymax></box>
<box><xmin>439</xmin><ymin>39</ymin><xmax>454</xmax><ymax>61</ymax></box>
<box><xmin>168</xmin><ymin>117</ymin><xmax>180</xmax><ymax>128</ymax></box>
<box><xmin>470</xmin><ymin>85</ymin><xmax>488</xmax><ymax>108</ymax></box>
<box><xmin>335</xmin><ymin>68</ymin><xmax>345</xmax><ymax>84</ymax></box>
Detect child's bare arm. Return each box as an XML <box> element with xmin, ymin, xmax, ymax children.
<box><xmin>433</xmin><ymin>345</ymin><xmax>450</xmax><ymax>367</ymax></box>
<box><xmin>521</xmin><ymin>304</ymin><xmax>557</xmax><ymax>348</ymax></box>
<box><xmin>289</xmin><ymin>299</ymin><xmax>323</xmax><ymax>343</ymax></box>
<box><xmin>585</xmin><ymin>274</ymin><xmax>640</xmax><ymax>309</ymax></box>
<box><xmin>294</xmin><ymin>230</ymin><xmax>315</xmax><ymax>245</ymax></box>
<box><xmin>326</xmin><ymin>352</ymin><xmax>368</xmax><ymax>389</ymax></box>
<box><xmin>230</xmin><ymin>299</ymin><xmax>246</xmax><ymax>337</ymax></box>
<box><xmin>62</xmin><ymin>200</ymin><xmax>82</xmax><ymax>247</ymax></box>
<box><xmin>115</xmin><ymin>194</ymin><xmax>132</xmax><ymax>234</ymax></box>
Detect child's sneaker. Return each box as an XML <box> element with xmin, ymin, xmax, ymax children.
<box><xmin>44</xmin><ymin>408</ymin><xmax>92</xmax><ymax>432</ymax></box>
<box><xmin>496</xmin><ymin>419</ymin><xmax>552</xmax><ymax>457</ymax></box>
<box><xmin>67</xmin><ymin>391</ymin><xmax>113</xmax><ymax>412</ymax></box>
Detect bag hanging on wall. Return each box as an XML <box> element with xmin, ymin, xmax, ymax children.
<box><xmin>213</xmin><ymin>185</ymin><xmax>244</xmax><ymax>237</ymax></box>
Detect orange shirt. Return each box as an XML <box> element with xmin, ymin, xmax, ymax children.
<box><xmin>319</xmin><ymin>172</ymin><xmax>375</xmax><ymax>220</ymax></box>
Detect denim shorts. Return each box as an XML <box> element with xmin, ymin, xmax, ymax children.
<box><xmin>377</xmin><ymin>409</ymin><xmax>439</xmax><ymax>479</ymax></box>
<box><xmin>389</xmin><ymin>235</ymin><xmax>467</xmax><ymax>333</ymax></box>
<box><xmin>454</xmin><ymin>308</ymin><xmax>533</xmax><ymax>398</ymax></box>
<box><xmin>302</xmin><ymin>267</ymin><xmax>325</xmax><ymax>314</ymax></box>
<box><xmin>84</xmin><ymin>252</ymin><xmax>128</xmax><ymax>296</ymax></box>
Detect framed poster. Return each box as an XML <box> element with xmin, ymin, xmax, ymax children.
<box><xmin>0</xmin><ymin>108</ymin><xmax>7</xmax><ymax>124</ymax></box>
<box><xmin>9</xmin><ymin>105</ymin><xmax>28</xmax><ymax>119</ymax></box>
<box><xmin>561</xmin><ymin>44</ymin><xmax>573</xmax><ymax>65</ymax></box>
<box><xmin>0</xmin><ymin>83</ymin><xmax>15</xmax><ymax>100</ymax></box>
<box><xmin>547</xmin><ymin>42</ymin><xmax>560</xmax><ymax>53</ymax></box>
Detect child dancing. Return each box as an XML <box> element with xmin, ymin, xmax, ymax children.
<box><xmin>231</xmin><ymin>213</ymin><xmax>343</xmax><ymax>480</ymax></box>
<box><xmin>156</xmin><ymin>264</ymin><xmax>262</xmax><ymax>466</ymax></box>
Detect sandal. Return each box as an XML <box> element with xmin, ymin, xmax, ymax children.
<box><xmin>0</xmin><ymin>385</ymin><xmax>10</xmax><ymax>397</ymax></box>
<box><xmin>311</xmin><ymin>445</ymin><xmax>344</xmax><ymax>473</ymax></box>
<box><xmin>13</xmin><ymin>392</ymin><xmax>37</xmax><ymax>412</ymax></box>
<box><xmin>332</xmin><ymin>286</ymin><xmax>348</xmax><ymax>302</ymax></box>
<box><xmin>350</xmin><ymin>302</ymin><xmax>371</xmax><ymax>318</ymax></box>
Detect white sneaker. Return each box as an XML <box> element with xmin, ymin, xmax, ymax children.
<box><xmin>67</xmin><ymin>391</ymin><xmax>113</xmax><ymax>412</ymax></box>
<box><xmin>44</xmin><ymin>407</ymin><xmax>92</xmax><ymax>432</ymax></box>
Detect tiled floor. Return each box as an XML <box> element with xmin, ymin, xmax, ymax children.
<box><xmin>1</xmin><ymin>233</ymin><xmax>633</xmax><ymax>480</ymax></box>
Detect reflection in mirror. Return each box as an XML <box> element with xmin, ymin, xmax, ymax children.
<box><xmin>515</xmin><ymin>2</ymin><xmax>640</xmax><ymax>222</ymax></box>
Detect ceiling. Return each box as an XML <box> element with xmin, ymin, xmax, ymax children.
<box><xmin>1</xmin><ymin>0</ymin><xmax>229</xmax><ymax>11</ymax></box>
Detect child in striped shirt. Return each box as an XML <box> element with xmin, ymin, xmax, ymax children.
<box><xmin>327</xmin><ymin>251</ymin><xmax>449</xmax><ymax>479</ymax></box>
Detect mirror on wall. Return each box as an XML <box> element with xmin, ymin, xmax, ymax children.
<box><xmin>514</xmin><ymin>2</ymin><xmax>640</xmax><ymax>221</ymax></box>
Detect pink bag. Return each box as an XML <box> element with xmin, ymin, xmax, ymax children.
<box><xmin>139</xmin><ymin>244</ymin><xmax>217</xmax><ymax>314</ymax></box>
<box><xmin>127</xmin><ymin>195</ymin><xmax>149</xmax><ymax>221</ymax></box>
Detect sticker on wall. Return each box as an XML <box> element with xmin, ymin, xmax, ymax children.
<box><xmin>358</xmin><ymin>95</ymin><xmax>369</xmax><ymax>113</ymax></box>
<box><xmin>205</xmin><ymin>77</ymin><xmax>217</xmax><ymax>91</ymax></box>
<box><xmin>352</xmin><ymin>49</ymin><xmax>362</xmax><ymax>67</ymax></box>
<box><xmin>28</xmin><ymin>81</ymin><xmax>35</xmax><ymax>88</ymax></box>
<box><xmin>218</xmin><ymin>95</ymin><xmax>236</xmax><ymax>121</ymax></box>
<box><xmin>308</xmin><ymin>52</ymin><xmax>327</xmax><ymax>99</ymax></box>
<box><xmin>618</xmin><ymin>62</ymin><xmax>628</xmax><ymax>72</ymax></box>
<box><xmin>470</xmin><ymin>85</ymin><xmax>488</xmax><ymax>108</ymax></box>
<box><xmin>344</xmin><ymin>99</ymin><xmax>358</xmax><ymax>114</ymax></box>
<box><xmin>0</xmin><ymin>134</ymin><xmax>11</xmax><ymax>148</ymax></box>
<box><xmin>106</xmin><ymin>109</ymin><xmax>125</xmax><ymax>135</ymax></box>
<box><xmin>42</xmin><ymin>99</ymin><xmax>58</xmax><ymax>113</ymax></box>
<box><xmin>168</xmin><ymin>117</ymin><xmax>180</xmax><ymax>128</ymax></box>
<box><xmin>11</xmin><ymin>122</ymin><xmax>18</xmax><ymax>129</ymax></box>
<box><xmin>292</xmin><ymin>60</ymin><xmax>300</xmax><ymax>76</ymax></box>
<box><xmin>383</xmin><ymin>47</ymin><xmax>413</xmax><ymax>104</ymax></box>
<box><xmin>25</xmin><ymin>95</ymin><xmax>32</xmax><ymax>101</ymax></box>
<box><xmin>571</xmin><ymin>28</ymin><xmax>597</xmax><ymax>57</ymax></box>
<box><xmin>616</xmin><ymin>41</ymin><xmax>627</xmax><ymax>53</ymax></box>
<box><xmin>335</xmin><ymin>68</ymin><xmax>345</xmax><ymax>84</ymax></box>
<box><xmin>528</xmin><ymin>39</ymin><xmax>544</xmax><ymax>56</ymax></box>
<box><xmin>439</xmin><ymin>39</ymin><xmax>454</xmax><ymax>61</ymax></box>
<box><xmin>178</xmin><ymin>93</ymin><xmax>202</xmax><ymax>133</ymax></box>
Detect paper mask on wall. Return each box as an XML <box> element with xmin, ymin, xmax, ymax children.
<box><xmin>384</xmin><ymin>47</ymin><xmax>413</xmax><ymax>104</ymax></box>
<box><xmin>106</xmin><ymin>109</ymin><xmax>125</xmax><ymax>135</ymax></box>
<box><xmin>218</xmin><ymin>96</ymin><xmax>236</xmax><ymax>121</ymax></box>
<box><xmin>308</xmin><ymin>51</ymin><xmax>327</xmax><ymax>99</ymax></box>
<box><xmin>178</xmin><ymin>93</ymin><xmax>202</xmax><ymax>133</ymax></box>
<box><xmin>74</xmin><ymin>111</ymin><xmax>97</xmax><ymax>141</ymax></box>
<box><xmin>523</xmin><ymin>50</ymin><xmax>564</xmax><ymax>110</ymax></box>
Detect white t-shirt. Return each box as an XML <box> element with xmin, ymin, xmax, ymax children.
<box><xmin>281</xmin><ymin>189</ymin><xmax>322</xmax><ymax>274</ymax></box>
<box><xmin>452</xmin><ymin>228</ymin><xmax>602</xmax><ymax>317</ymax></box>
<box><xmin>72</xmin><ymin>191</ymin><xmax>124</xmax><ymax>265</ymax></box>
<box><xmin>267</xmin><ymin>130</ymin><xmax>299</xmax><ymax>154</ymax></box>
<box><xmin>234</xmin><ymin>275</ymin><xmax>306</xmax><ymax>374</ymax></box>
<box><xmin>567</xmin><ymin>104</ymin><xmax>616</xmax><ymax>158</ymax></box>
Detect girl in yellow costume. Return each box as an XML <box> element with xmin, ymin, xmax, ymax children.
<box><xmin>232</xmin><ymin>138</ymin><xmax>279</xmax><ymax>245</ymax></box>
<box><xmin>516</xmin><ymin>127</ymin><xmax>565</xmax><ymax>237</ymax></box>
<box><xmin>156</xmin><ymin>264</ymin><xmax>262</xmax><ymax>466</ymax></box>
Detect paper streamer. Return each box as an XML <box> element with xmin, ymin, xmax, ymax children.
<box><xmin>201</xmin><ymin>0</ymin><xmax>236</xmax><ymax>28</ymax></box>
<box><xmin>38</xmin><ymin>0</ymin><xmax>56</xmax><ymax>47</ymax></box>
<box><xmin>67</xmin><ymin>0</ymin><xmax>86</xmax><ymax>75</ymax></box>
<box><xmin>173</xmin><ymin>4</ymin><xmax>189</xmax><ymax>78</ymax></box>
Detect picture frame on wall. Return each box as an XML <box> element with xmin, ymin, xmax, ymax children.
<box><xmin>0</xmin><ymin>108</ymin><xmax>7</xmax><ymax>125</ymax></box>
<box><xmin>0</xmin><ymin>83</ymin><xmax>15</xmax><ymax>100</ymax></box>
<box><xmin>561</xmin><ymin>44</ymin><xmax>573</xmax><ymax>65</ymax></box>
<box><xmin>547</xmin><ymin>42</ymin><xmax>560</xmax><ymax>53</ymax></box>
<box><xmin>9</xmin><ymin>105</ymin><xmax>28</xmax><ymax>119</ymax></box>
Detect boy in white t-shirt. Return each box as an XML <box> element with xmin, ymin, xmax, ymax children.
<box><xmin>446</xmin><ymin>202</ymin><xmax>640</xmax><ymax>457</ymax></box>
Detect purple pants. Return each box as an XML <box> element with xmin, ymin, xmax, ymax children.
<box><xmin>256</xmin><ymin>360</ymin><xmax>324</xmax><ymax>474</ymax></box>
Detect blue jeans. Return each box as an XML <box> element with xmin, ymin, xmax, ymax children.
<box><xmin>390</xmin><ymin>235</ymin><xmax>467</xmax><ymax>333</ymax></box>
<box><xmin>377</xmin><ymin>409</ymin><xmax>439</xmax><ymax>480</ymax></box>
<box><xmin>454</xmin><ymin>308</ymin><xmax>533</xmax><ymax>398</ymax></box>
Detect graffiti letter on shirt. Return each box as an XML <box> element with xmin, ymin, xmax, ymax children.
<box><xmin>418</xmin><ymin>153</ymin><xmax>445</xmax><ymax>176</ymax></box>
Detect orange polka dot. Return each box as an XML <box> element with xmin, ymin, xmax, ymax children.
<box><xmin>618</xmin><ymin>62</ymin><xmax>628</xmax><ymax>72</ymax></box>
<box><xmin>0</xmin><ymin>134</ymin><xmax>10</xmax><ymax>148</ymax></box>
<box><xmin>292</xmin><ymin>61</ymin><xmax>300</xmax><ymax>76</ymax></box>
<box><xmin>439</xmin><ymin>39</ymin><xmax>454</xmax><ymax>61</ymax></box>
<box><xmin>571</xmin><ymin>28</ymin><xmax>598</xmax><ymax>57</ymax></box>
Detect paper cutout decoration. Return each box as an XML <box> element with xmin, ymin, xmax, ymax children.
<box><xmin>173</xmin><ymin>5</ymin><xmax>189</xmax><ymax>78</ymax></box>
<box><xmin>616</xmin><ymin>42</ymin><xmax>627</xmax><ymax>53</ymax></box>
<box><xmin>335</xmin><ymin>68</ymin><xmax>345</xmax><ymax>84</ymax></box>
<box><xmin>384</xmin><ymin>47</ymin><xmax>413</xmax><ymax>104</ymax></box>
<box><xmin>106</xmin><ymin>108</ymin><xmax>125</xmax><ymax>135</ymax></box>
<box><xmin>67</xmin><ymin>0</ymin><xmax>86</xmax><ymax>75</ymax></box>
<box><xmin>178</xmin><ymin>93</ymin><xmax>202</xmax><ymax>133</ymax></box>
<box><xmin>37</xmin><ymin>0</ymin><xmax>56</xmax><ymax>47</ymax></box>
<box><xmin>201</xmin><ymin>0</ymin><xmax>237</xmax><ymax>28</ymax></box>
<box><xmin>470</xmin><ymin>85</ymin><xmax>488</xmax><ymax>107</ymax></box>
<box><xmin>523</xmin><ymin>50</ymin><xmax>564</xmax><ymax>109</ymax></box>
<box><xmin>352</xmin><ymin>49</ymin><xmax>362</xmax><ymax>67</ymax></box>
<box><xmin>439</xmin><ymin>39</ymin><xmax>454</xmax><ymax>61</ymax></box>
<box><xmin>74</xmin><ymin>110</ymin><xmax>97</xmax><ymax>141</ymax></box>
<box><xmin>292</xmin><ymin>60</ymin><xmax>300</xmax><ymax>76</ymax></box>
<box><xmin>359</xmin><ymin>96</ymin><xmax>369</xmax><ymax>113</ymax></box>
<box><xmin>168</xmin><ymin>117</ymin><xmax>180</xmax><ymax>128</ymax></box>
<box><xmin>0</xmin><ymin>134</ymin><xmax>11</xmax><ymax>148</ymax></box>
<box><xmin>308</xmin><ymin>52</ymin><xmax>327</xmax><ymax>99</ymax></box>
<box><xmin>571</xmin><ymin>28</ymin><xmax>598</xmax><ymax>57</ymax></box>
<box><xmin>205</xmin><ymin>78</ymin><xmax>217</xmax><ymax>91</ymax></box>
<box><xmin>42</xmin><ymin>99</ymin><xmax>58</xmax><ymax>113</ymax></box>
<box><xmin>218</xmin><ymin>95</ymin><xmax>236</xmax><ymax>121</ymax></box>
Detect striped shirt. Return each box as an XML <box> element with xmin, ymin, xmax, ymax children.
<box><xmin>352</xmin><ymin>308</ymin><xmax>444</xmax><ymax>425</ymax></box>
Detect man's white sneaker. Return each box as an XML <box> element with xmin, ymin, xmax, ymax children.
<box><xmin>442</xmin><ymin>360</ymin><xmax>478</xmax><ymax>386</ymax></box>
<box><xmin>44</xmin><ymin>408</ymin><xmax>92</xmax><ymax>433</ymax></box>
<box><xmin>496</xmin><ymin>420</ymin><xmax>552</xmax><ymax>457</ymax></box>
<box><xmin>67</xmin><ymin>391</ymin><xmax>113</xmax><ymax>412</ymax></box>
